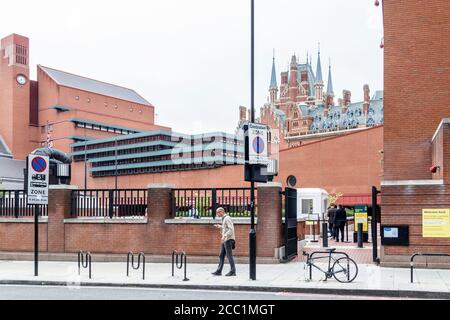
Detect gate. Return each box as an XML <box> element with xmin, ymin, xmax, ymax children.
<box><xmin>283</xmin><ymin>187</ymin><xmax>298</xmax><ymax>261</ymax></box>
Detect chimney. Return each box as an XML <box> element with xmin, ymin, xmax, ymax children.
<box><xmin>343</xmin><ymin>90</ymin><xmax>352</xmax><ymax>107</ymax></box>
<box><xmin>239</xmin><ymin>106</ymin><xmax>247</xmax><ymax>122</ymax></box>
<box><xmin>281</xmin><ymin>71</ymin><xmax>288</xmax><ymax>85</ymax></box>
<box><xmin>363</xmin><ymin>84</ymin><xmax>370</xmax><ymax>116</ymax></box>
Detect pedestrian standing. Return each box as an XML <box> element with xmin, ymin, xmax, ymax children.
<box><xmin>327</xmin><ymin>205</ymin><xmax>337</xmax><ymax>238</ymax></box>
<box><xmin>334</xmin><ymin>205</ymin><xmax>347</xmax><ymax>242</ymax></box>
<box><xmin>212</xmin><ymin>207</ymin><xmax>236</xmax><ymax>277</ymax></box>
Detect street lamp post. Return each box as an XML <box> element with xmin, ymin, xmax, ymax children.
<box><xmin>249</xmin><ymin>0</ymin><xmax>257</xmax><ymax>281</ymax></box>
<box><xmin>115</xmin><ymin>136</ymin><xmax>118</xmax><ymax>190</ymax></box>
<box><xmin>84</xmin><ymin>127</ymin><xmax>87</xmax><ymax>190</ymax></box>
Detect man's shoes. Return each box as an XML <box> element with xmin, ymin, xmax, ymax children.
<box><xmin>225</xmin><ymin>271</ymin><xmax>236</xmax><ymax>277</ymax></box>
<box><xmin>211</xmin><ymin>271</ymin><xmax>222</xmax><ymax>276</ymax></box>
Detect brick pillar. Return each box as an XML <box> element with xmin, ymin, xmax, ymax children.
<box><xmin>47</xmin><ymin>185</ymin><xmax>77</xmax><ymax>253</ymax></box>
<box><xmin>146</xmin><ymin>184</ymin><xmax>175</xmax><ymax>255</ymax></box>
<box><xmin>256</xmin><ymin>182</ymin><xmax>284</xmax><ymax>258</ymax></box>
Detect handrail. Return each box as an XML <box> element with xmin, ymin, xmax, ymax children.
<box><xmin>410</xmin><ymin>253</ymin><xmax>450</xmax><ymax>283</ymax></box>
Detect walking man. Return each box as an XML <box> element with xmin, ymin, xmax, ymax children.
<box><xmin>212</xmin><ymin>207</ymin><xmax>236</xmax><ymax>277</ymax></box>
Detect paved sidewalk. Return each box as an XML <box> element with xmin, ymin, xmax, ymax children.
<box><xmin>0</xmin><ymin>260</ymin><xmax>449</xmax><ymax>299</ymax></box>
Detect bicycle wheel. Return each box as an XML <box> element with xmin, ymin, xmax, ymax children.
<box><xmin>332</xmin><ymin>257</ymin><xmax>358</xmax><ymax>283</ymax></box>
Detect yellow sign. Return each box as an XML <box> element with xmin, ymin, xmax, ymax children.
<box><xmin>423</xmin><ymin>209</ymin><xmax>450</xmax><ymax>238</ymax></box>
<box><xmin>354</xmin><ymin>206</ymin><xmax>368</xmax><ymax>232</ymax></box>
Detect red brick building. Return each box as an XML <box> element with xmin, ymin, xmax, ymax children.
<box><xmin>381</xmin><ymin>0</ymin><xmax>450</xmax><ymax>266</ymax></box>
<box><xmin>0</xmin><ymin>33</ymin><xmax>170</xmax><ymax>161</ymax></box>
<box><xmin>237</xmin><ymin>52</ymin><xmax>384</xmax><ymax>150</ymax></box>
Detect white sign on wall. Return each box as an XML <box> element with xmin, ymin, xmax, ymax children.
<box><xmin>27</xmin><ymin>155</ymin><xmax>50</xmax><ymax>205</ymax></box>
<box><xmin>248</xmin><ymin>123</ymin><xmax>269</xmax><ymax>165</ymax></box>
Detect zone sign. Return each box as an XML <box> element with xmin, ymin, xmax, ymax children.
<box><xmin>27</xmin><ymin>155</ymin><xmax>50</xmax><ymax>205</ymax></box>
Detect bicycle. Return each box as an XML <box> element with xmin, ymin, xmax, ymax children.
<box><xmin>302</xmin><ymin>248</ymin><xmax>358</xmax><ymax>283</ymax></box>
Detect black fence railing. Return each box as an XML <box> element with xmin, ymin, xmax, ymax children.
<box><xmin>171</xmin><ymin>188</ymin><xmax>255</xmax><ymax>219</ymax></box>
<box><xmin>0</xmin><ymin>190</ymin><xmax>48</xmax><ymax>218</ymax></box>
<box><xmin>71</xmin><ymin>189</ymin><xmax>148</xmax><ymax>218</ymax></box>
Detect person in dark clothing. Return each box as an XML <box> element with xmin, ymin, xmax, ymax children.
<box><xmin>334</xmin><ymin>205</ymin><xmax>347</xmax><ymax>242</ymax></box>
<box><xmin>327</xmin><ymin>205</ymin><xmax>337</xmax><ymax>238</ymax></box>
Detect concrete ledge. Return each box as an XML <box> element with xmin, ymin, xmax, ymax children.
<box><xmin>0</xmin><ymin>218</ymin><xmax>48</xmax><ymax>224</ymax></box>
<box><xmin>257</xmin><ymin>182</ymin><xmax>282</xmax><ymax>188</ymax></box>
<box><xmin>49</xmin><ymin>185</ymin><xmax>78</xmax><ymax>190</ymax></box>
<box><xmin>147</xmin><ymin>184</ymin><xmax>175</xmax><ymax>189</ymax></box>
<box><xmin>432</xmin><ymin>118</ymin><xmax>450</xmax><ymax>142</ymax></box>
<box><xmin>165</xmin><ymin>218</ymin><xmax>257</xmax><ymax>225</ymax></box>
<box><xmin>64</xmin><ymin>218</ymin><xmax>147</xmax><ymax>224</ymax></box>
<box><xmin>381</xmin><ymin>180</ymin><xmax>444</xmax><ymax>186</ymax></box>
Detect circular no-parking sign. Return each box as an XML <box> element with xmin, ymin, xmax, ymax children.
<box><xmin>31</xmin><ymin>156</ymin><xmax>47</xmax><ymax>173</ymax></box>
<box><xmin>252</xmin><ymin>136</ymin><xmax>265</xmax><ymax>155</ymax></box>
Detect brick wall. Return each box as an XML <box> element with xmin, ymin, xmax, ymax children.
<box><xmin>381</xmin><ymin>0</ymin><xmax>450</xmax><ymax>266</ymax></box>
<box><xmin>0</xmin><ymin>185</ymin><xmax>285</xmax><ymax>259</ymax></box>
<box><xmin>381</xmin><ymin>184</ymin><xmax>450</xmax><ymax>260</ymax></box>
<box><xmin>383</xmin><ymin>0</ymin><xmax>450</xmax><ymax>181</ymax></box>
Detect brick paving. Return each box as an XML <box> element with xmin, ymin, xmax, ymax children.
<box><xmin>300</xmin><ymin>223</ymin><xmax>381</xmax><ymax>264</ymax></box>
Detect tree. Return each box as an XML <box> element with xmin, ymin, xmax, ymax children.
<box><xmin>328</xmin><ymin>192</ymin><xmax>343</xmax><ymax>206</ymax></box>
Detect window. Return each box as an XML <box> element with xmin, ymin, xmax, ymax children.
<box><xmin>301</xmin><ymin>199</ymin><xmax>314</xmax><ymax>215</ymax></box>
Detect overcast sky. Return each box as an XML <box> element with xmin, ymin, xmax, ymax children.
<box><xmin>2</xmin><ymin>0</ymin><xmax>383</xmax><ymax>134</ymax></box>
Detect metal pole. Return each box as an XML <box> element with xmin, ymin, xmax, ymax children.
<box><xmin>249</xmin><ymin>0</ymin><xmax>257</xmax><ymax>281</ymax></box>
<box><xmin>322</xmin><ymin>222</ymin><xmax>328</xmax><ymax>248</ymax></box>
<box><xmin>357</xmin><ymin>223</ymin><xmax>364</xmax><ymax>248</ymax></box>
<box><xmin>372</xmin><ymin>186</ymin><xmax>379</xmax><ymax>263</ymax></box>
<box><xmin>84</xmin><ymin>128</ymin><xmax>87</xmax><ymax>190</ymax></box>
<box><xmin>115</xmin><ymin>137</ymin><xmax>118</xmax><ymax>190</ymax></box>
<box><xmin>34</xmin><ymin>205</ymin><xmax>39</xmax><ymax>277</ymax></box>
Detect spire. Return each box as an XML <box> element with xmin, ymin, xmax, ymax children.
<box><xmin>316</xmin><ymin>44</ymin><xmax>323</xmax><ymax>82</ymax></box>
<box><xmin>327</xmin><ymin>59</ymin><xmax>334</xmax><ymax>95</ymax></box>
<box><xmin>270</xmin><ymin>53</ymin><xmax>278</xmax><ymax>89</ymax></box>
<box><xmin>290</xmin><ymin>54</ymin><xmax>297</xmax><ymax>67</ymax></box>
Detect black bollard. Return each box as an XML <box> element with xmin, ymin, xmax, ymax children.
<box><xmin>322</xmin><ymin>223</ymin><xmax>328</xmax><ymax>248</ymax></box>
<box><xmin>357</xmin><ymin>223</ymin><xmax>364</xmax><ymax>248</ymax></box>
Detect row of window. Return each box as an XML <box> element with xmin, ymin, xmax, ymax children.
<box><xmin>90</xmin><ymin>151</ymin><xmax>244</xmax><ymax>168</ymax></box>
<box><xmin>92</xmin><ymin>163</ymin><xmax>227</xmax><ymax>177</ymax></box>
<box><xmin>76</xmin><ymin>122</ymin><xmax>138</xmax><ymax>136</ymax></box>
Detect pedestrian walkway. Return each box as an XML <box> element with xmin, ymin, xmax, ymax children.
<box><xmin>302</xmin><ymin>222</ymin><xmax>381</xmax><ymax>264</ymax></box>
<box><xmin>0</xmin><ymin>260</ymin><xmax>449</xmax><ymax>298</ymax></box>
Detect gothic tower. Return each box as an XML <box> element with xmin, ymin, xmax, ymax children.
<box><xmin>315</xmin><ymin>47</ymin><xmax>324</xmax><ymax>105</ymax></box>
<box><xmin>269</xmin><ymin>55</ymin><xmax>278</xmax><ymax>104</ymax></box>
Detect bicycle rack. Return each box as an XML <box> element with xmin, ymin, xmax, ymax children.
<box><xmin>410</xmin><ymin>253</ymin><xmax>450</xmax><ymax>283</ymax></box>
<box><xmin>127</xmin><ymin>252</ymin><xmax>146</xmax><ymax>280</ymax></box>
<box><xmin>78</xmin><ymin>251</ymin><xmax>92</xmax><ymax>279</ymax></box>
<box><xmin>172</xmin><ymin>250</ymin><xmax>189</xmax><ymax>281</ymax></box>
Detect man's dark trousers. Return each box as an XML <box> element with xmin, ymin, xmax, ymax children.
<box><xmin>217</xmin><ymin>239</ymin><xmax>236</xmax><ymax>273</ymax></box>
<box><xmin>334</xmin><ymin>223</ymin><xmax>345</xmax><ymax>242</ymax></box>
